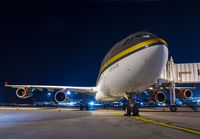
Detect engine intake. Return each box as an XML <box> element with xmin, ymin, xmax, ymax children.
<box><xmin>54</xmin><ymin>91</ymin><xmax>68</xmax><ymax>103</ymax></box>
<box><xmin>179</xmin><ymin>89</ymin><xmax>193</xmax><ymax>99</ymax></box>
<box><xmin>16</xmin><ymin>87</ymin><xmax>33</xmax><ymax>99</ymax></box>
<box><xmin>151</xmin><ymin>91</ymin><xmax>166</xmax><ymax>103</ymax></box>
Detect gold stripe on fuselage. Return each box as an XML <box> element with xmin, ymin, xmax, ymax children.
<box><xmin>99</xmin><ymin>38</ymin><xmax>167</xmax><ymax>74</ymax></box>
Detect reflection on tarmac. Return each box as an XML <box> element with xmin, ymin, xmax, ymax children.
<box><xmin>0</xmin><ymin>107</ymin><xmax>200</xmax><ymax>139</ymax></box>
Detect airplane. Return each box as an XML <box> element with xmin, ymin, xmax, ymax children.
<box><xmin>5</xmin><ymin>31</ymin><xmax>200</xmax><ymax>116</ymax></box>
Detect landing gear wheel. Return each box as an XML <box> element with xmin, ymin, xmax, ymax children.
<box><xmin>124</xmin><ymin>105</ymin><xmax>131</xmax><ymax>116</ymax></box>
<box><xmin>170</xmin><ymin>105</ymin><xmax>177</xmax><ymax>112</ymax></box>
<box><xmin>193</xmin><ymin>107</ymin><xmax>198</xmax><ymax>112</ymax></box>
<box><xmin>123</xmin><ymin>104</ymin><xmax>126</xmax><ymax>111</ymax></box>
<box><xmin>85</xmin><ymin>105</ymin><xmax>89</xmax><ymax>110</ymax></box>
<box><xmin>80</xmin><ymin>104</ymin><xmax>84</xmax><ymax>110</ymax></box>
<box><xmin>132</xmin><ymin>105</ymin><xmax>140</xmax><ymax>116</ymax></box>
<box><xmin>103</xmin><ymin>102</ymin><xmax>109</xmax><ymax>109</ymax></box>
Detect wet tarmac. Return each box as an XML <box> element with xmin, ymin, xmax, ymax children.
<box><xmin>0</xmin><ymin>107</ymin><xmax>200</xmax><ymax>139</ymax></box>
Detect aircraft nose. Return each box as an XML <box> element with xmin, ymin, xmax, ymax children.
<box><xmin>149</xmin><ymin>44</ymin><xmax>168</xmax><ymax>73</ymax></box>
<box><xmin>156</xmin><ymin>44</ymin><xmax>168</xmax><ymax>61</ymax></box>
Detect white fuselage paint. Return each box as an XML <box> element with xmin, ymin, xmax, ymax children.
<box><xmin>95</xmin><ymin>44</ymin><xmax>168</xmax><ymax>101</ymax></box>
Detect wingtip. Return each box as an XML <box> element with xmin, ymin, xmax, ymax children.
<box><xmin>5</xmin><ymin>82</ymin><xmax>8</xmax><ymax>86</ymax></box>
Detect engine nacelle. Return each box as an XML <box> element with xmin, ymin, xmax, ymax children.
<box><xmin>54</xmin><ymin>91</ymin><xmax>68</xmax><ymax>103</ymax></box>
<box><xmin>16</xmin><ymin>87</ymin><xmax>33</xmax><ymax>99</ymax></box>
<box><xmin>179</xmin><ymin>89</ymin><xmax>193</xmax><ymax>99</ymax></box>
<box><xmin>151</xmin><ymin>91</ymin><xmax>166</xmax><ymax>103</ymax></box>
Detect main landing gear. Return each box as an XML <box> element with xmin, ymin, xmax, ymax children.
<box><xmin>80</xmin><ymin>94</ymin><xmax>89</xmax><ymax>110</ymax></box>
<box><xmin>80</xmin><ymin>104</ymin><xmax>89</xmax><ymax>110</ymax></box>
<box><xmin>124</xmin><ymin>93</ymin><xmax>140</xmax><ymax>116</ymax></box>
<box><xmin>103</xmin><ymin>102</ymin><xmax>109</xmax><ymax>110</ymax></box>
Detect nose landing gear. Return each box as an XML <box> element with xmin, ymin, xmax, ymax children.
<box><xmin>124</xmin><ymin>93</ymin><xmax>140</xmax><ymax>116</ymax></box>
<box><xmin>80</xmin><ymin>94</ymin><xmax>89</xmax><ymax>111</ymax></box>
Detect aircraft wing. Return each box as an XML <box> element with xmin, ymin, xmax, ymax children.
<box><xmin>5</xmin><ymin>82</ymin><xmax>97</xmax><ymax>94</ymax></box>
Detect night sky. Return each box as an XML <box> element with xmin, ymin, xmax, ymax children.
<box><xmin>0</xmin><ymin>0</ymin><xmax>200</xmax><ymax>103</ymax></box>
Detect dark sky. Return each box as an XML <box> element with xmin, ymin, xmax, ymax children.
<box><xmin>0</xmin><ymin>0</ymin><xmax>200</xmax><ymax>102</ymax></box>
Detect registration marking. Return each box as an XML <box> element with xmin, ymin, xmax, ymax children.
<box><xmin>109</xmin><ymin>63</ymin><xmax>119</xmax><ymax>72</ymax></box>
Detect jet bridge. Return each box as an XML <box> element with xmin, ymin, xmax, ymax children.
<box><xmin>155</xmin><ymin>57</ymin><xmax>200</xmax><ymax>111</ymax></box>
<box><xmin>159</xmin><ymin>58</ymin><xmax>200</xmax><ymax>84</ymax></box>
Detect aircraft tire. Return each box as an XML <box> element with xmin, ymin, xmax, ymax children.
<box><xmin>193</xmin><ymin>107</ymin><xmax>198</xmax><ymax>112</ymax></box>
<box><xmin>123</xmin><ymin>104</ymin><xmax>126</xmax><ymax>110</ymax></box>
<box><xmin>132</xmin><ymin>105</ymin><xmax>140</xmax><ymax>116</ymax></box>
<box><xmin>124</xmin><ymin>105</ymin><xmax>131</xmax><ymax>116</ymax></box>
<box><xmin>80</xmin><ymin>104</ymin><xmax>84</xmax><ymax>110</ymax></box>
<box><xmin>170</xmin><ymin>105</ymin><xmax>177</xmax><ymax>112</ymax></box>
<box><xmin>103</xmin><ymin>104</ymin><xmax>106</xmax><ymax>109</ymax></box>
<box><xmin>85</xmin><ymin>105</ymin><xmax>89</xmax><ymax>110</ymax></box>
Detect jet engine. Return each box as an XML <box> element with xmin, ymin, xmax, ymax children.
<box><xmin>54</xmin><ymin>91</ymin><xmax>68</xmax><ymax>103</ymax></box>
<box><xmin>151</xmin><ymin>91</ymin><xmax>166</xmax><ymax>103</ymax></box>
<box><xmin>16</xmin><ymin>87</ymin><xmax>33</xmax><ymax>99</ymax></box>
<box><xmin>179</xmin><ymin>89</ymin><xmax>193</xmax><ymax>99</ymax></box>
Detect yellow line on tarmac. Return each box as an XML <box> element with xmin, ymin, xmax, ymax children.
<box><xmin>107</xmin><ymin>110</ymin><xmax>200</xmax><ymax>135</ymax></box>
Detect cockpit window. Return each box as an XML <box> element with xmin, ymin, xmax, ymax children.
<box><xmin>122</xmin><ymin>36</ymin><xmax>134</xmax><ymax>46</ymax></box>
<box><xmin>135</xmin><ymin>34</ymin><xmax>150</xmax><ymax>39</ymax></box>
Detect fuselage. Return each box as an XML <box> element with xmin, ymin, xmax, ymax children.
<box><xmin>95</xmin><ymin>32</ymin><xmax>168</xmax><ymax>101</ymax></box>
